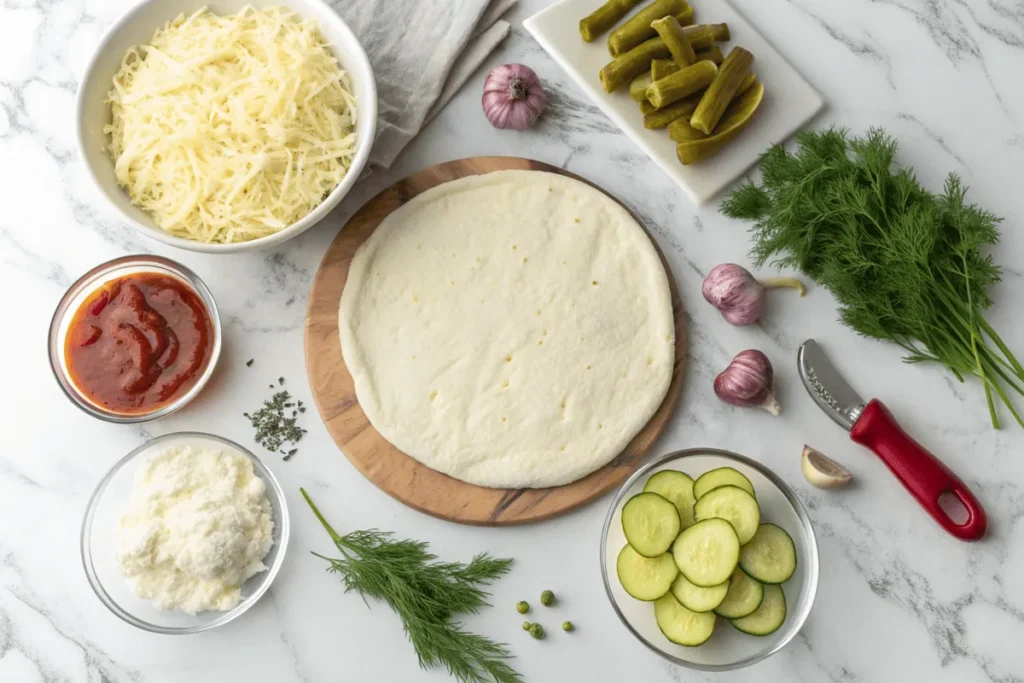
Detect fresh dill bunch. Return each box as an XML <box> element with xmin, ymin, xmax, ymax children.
<box><xmin>722</xmin><ymin>127</ymin><xmax>1023</xmax><ymax>428</ymax></box>
<box><xmin>301</xmin><ymin>489</ymin><xmax>521</xmax><ymax>683</ymax></box>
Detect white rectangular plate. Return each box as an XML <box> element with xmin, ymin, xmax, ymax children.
<box><xmin>524</xmin><ymin>0</ymin><xmax>825</xmax><ymax>205</ymax></box>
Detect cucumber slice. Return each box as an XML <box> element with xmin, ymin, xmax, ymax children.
<box><xmin>730</xmin><ymin>583</ymin><xmax>786</xmax><ymax>636</ymax></box>
<box><xmin>672</xmin><ymin>518</ymin><xmax>739</xmax><ymax>587</ymax></box>
<box><xmin>670</xmin><ymin>573</ymin><xmax>729</xmax><ymax>613</ymax></box>
<box><xmin>693</xmin><ymin>485</ymin><xmax>760</xmax><ymax>545</ymax></box>
<box><xmin>616</xmin><ymin>544</ymin><xmax>678</xmax><ymax>601</ymax></box>
<box><xmin>643</xmin><ymin>470</ymin><xmax>698</xmax><ymax>529</ymax></box>
<box><xmin>693</xmin><ymin>467</ymin><xmax>755</xmax><ymax>500</ymax></box>
<box><xmin>622</xmin><ymin>492</ymin><xmax>682</xmax><ymax>557</ymax></box>
<box><xmin>713</xmin><ymin>567</ymin><xmax>764</xmax><ymax>618</ymax></box>
<box><xmin>654</xmin><ymin>593</ymin><xmax>717</xmax><ymax>646</ymax></box>
<box><xmin>739</xmin><ymin>524</ymin><xmax>797</xmax><ymax>584</ymax></box>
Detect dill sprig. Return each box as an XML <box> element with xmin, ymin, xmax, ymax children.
<box><xmin>301</xmin><ymin>489</ymin><xmax>521</xmax><ymax>683</ymax></box>
<box><xmin>722</xmin><ymin>127</ymin><xmax>1024</xmax><ymax>428</ymax></box>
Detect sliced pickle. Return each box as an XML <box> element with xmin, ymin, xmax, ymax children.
<box><xmin>668</xmin><ymin>117</ymin><xmax>708</xmax><ymax>141</ymax></box>
<box><xmin>695</xmin><ymin>45</ymin><xmax>724</xmax><ymax>65</ymax></box>
<box><xmin>599</xmin><ymin>37</ymin><xmax>671</xmax><ymax>93</ymax></box>
<box><xmin>691</xmin><ymin>47</ymin><xmax>754</xmax><ymax>134</ymax></box>
<box><xmin>681</xmin><ymin>23</ymin><xmax>729</xmax><ymax>51</ymax></box>
<box><xmin>651</xmin><ymin>15</ymin><xmax>696</xmax><ymax>67</ymax></box>
<box><xmin>643</xmin><ymin>95</ymin><xmax>700</xmax><ymax>129</ymax></box>
<box><xmin>580</xmin><ymin>0</ymin><xmax>644</xmax><ymax>42</ymax></box>
<box><xmin>646</xmin><ymin>60</ymin><xmax>717</xmax><ymax>109</ymax></box>
<box><xmin>630</xmin><ymin>71</ymin><xmax>654</xmax><ymax>101</ymax></box>
<box><xmin>667</xmin><ymin>73</ymin><xmax>755</xmax><ymax>141</ymax></box>
<box><xmin>676</xmin><ymin>81</ymin><xmax>765</xmax><ymax>164</ymax></box>
<box><xmin>651</xmin><ymin>58</ymin><xmax>680</xmax><ymax>81</ymax></box>
<box><xmin>608</xmin><ymin>0</ymin><xmax>688</xmax><ymax>56</ymax></box>
<box><xmin>675</xmin><ymin>5</ymin><xmax>695</xmax><ymax>27</ymax></box>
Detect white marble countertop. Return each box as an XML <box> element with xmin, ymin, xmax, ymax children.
<box><xmin>3</xmin><ymin>0</ymin><xmax>1024</xmax><ymax>681</ymax></box>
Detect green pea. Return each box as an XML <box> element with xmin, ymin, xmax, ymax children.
<box><xmin>562</xmin><ymin>621</ymin><xmax>574</xmax><ymax>632</ymax></box>
<box><xmin>540</xmin><ymin>590</ymin><xmax>555</xmax><ymax>606</ymax></box>
<box><xmin>516</xmin><ymin>601</ymin><xmax>530</xmax><ymax>614</ymax></box>
<box><xmin>522</xmin><ymin>621</ymin><xmax>533</xmax><ymax>631</ymax></box>
<box><xmin>529</xmin><ymin>623</ymin><xmax>545</xmax><ymax>639</ymax></box>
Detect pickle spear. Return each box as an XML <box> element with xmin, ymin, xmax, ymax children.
<box><xmin>580</xmin><ymin>0</ymin><xmax>644</xmax><ymax>42</ymax></box>
<box><xmin>681</xmin><ymin>23</ymin><xmax>730</xmax><ymax>51</ymax></box>
<box><xmin>686</xmin><ymin>23</ymin><xmax>730</xmax><ymax>41</ymax></box>
<box><xmin>651</xmin><ymin>58</ymin><xmax>679</xmax><ymax>81</ymax></box>
<box><xmin>615</xmin><ymin>23</ymin><xmax>727</xmax><ymax>73</ymax></box>
<box><xmin>691</xmin><ymin>46</ymin><xmax>754</xmax><ymax>134</ymax></box>
<box><xmin>668</xmin><ymin>73</ymin><xmax>756</xmax><ymax>141</ymax></box>
<box><xmin>600</xmin><ymin>37</ymin><xmax>671</xmax><ymax>93</ymax></box>
<box><xmin>735</xmin><ymin>72</ymin><xmax>758</xmax><ymax>97</ymax></box>
<box><xmin>643</xmin><ymin>95</ymin><xmax>699</xmax><ymax>129</ymax></box>
<box><xmin>608</xmin><ymin>0</ymin><xmax>688</xmax><ymax>56</ymax></box>
<box><xmin>629</xmin><ymin>72</ymin><xmax>654</xmax><ymax>101</ymax></box>
<box><xmin>667</xmin><ymin>116</ymin><xmax>707</xmax><ymax>141</ymax></box>
<box><xmin>639</xmin><ymin>99</ymin><xmax>657</xmax><ymax>114</ymax></box>
<box><xmin>645</xmin><ymin>60</ymin><xmax>717</xmax><ymax>108</ymax></box>
<box><xmin>695</xmin><ymin>45</ymin><xmax>724</xmax><ymax>65</ymax></box>
<box><xmin>676</xmin><ymin>81</ymin><xmax>765</xmax><ymax>164</ymax></box>
<box><xmin>651</xmin><ymin>15</ymin><xmax>696</xmax><ymax>67</ymax></box>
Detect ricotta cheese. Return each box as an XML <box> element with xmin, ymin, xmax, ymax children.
<box><xmin>116</xmin><ymin>444</ymin><xmax>274</xmax><ymax>614</ymax></box>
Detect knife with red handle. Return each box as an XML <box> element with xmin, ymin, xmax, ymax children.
<box><xmin>798</xmin><ymin>339</ymin><xmax>987</xmax><ymax>541</ymax></box>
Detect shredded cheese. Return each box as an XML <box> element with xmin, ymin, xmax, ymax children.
<box><xmin>105</xmin><ymin>6</ymin><xmax>358</xmax><ymax>244</ymax></box>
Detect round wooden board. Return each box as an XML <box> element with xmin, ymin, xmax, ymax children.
<box><xmin>305</xmin><ymin>157</ymin><xmax>687</xmax><ymax>525</ymax></box>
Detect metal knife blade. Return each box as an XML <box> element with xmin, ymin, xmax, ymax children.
<box><xmin>797</xmin><ymin>339</ymin><xmax>867</xmax><ymax>430</ymax></box>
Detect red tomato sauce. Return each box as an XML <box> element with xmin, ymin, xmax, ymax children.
<box><xmin>64</xmin><ymin>272</ymin><xmax>213</xmax><ymax>414</ymax></box>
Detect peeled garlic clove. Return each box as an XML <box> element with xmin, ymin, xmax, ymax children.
<box><xmin>801</xmin><ymin>446</ymin><xmax>852</xmax><ymax>488</ymax></box>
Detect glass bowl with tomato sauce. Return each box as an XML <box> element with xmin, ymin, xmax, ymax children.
<box><xmin>49</xmin><ymin>255</ymin><xmax>221</xmax><ymax>422</ymax></box>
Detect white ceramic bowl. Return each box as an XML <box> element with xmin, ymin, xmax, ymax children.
<box><xmin>82</xmin><ymin>432</ymin><xmax>290</xmax><ymax>633</ymax></box>
<box><xmin>76</xmin><ymin>0</ymin><xmax>377</xmax><ymax>253</ymax></box>
<box><xmin>600</xmin><ymin>448</ymin><xmax>819</xmax><ymax>671</ymax></box>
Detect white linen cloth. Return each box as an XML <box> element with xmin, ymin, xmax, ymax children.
<box><xmin>327</xmin><ymin>0</ymin><xmax>518</xmax><ymax>167</ymax></box>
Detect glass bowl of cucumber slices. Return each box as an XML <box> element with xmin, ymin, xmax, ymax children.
<box><xmin>600</xmin><ymin>448</ymin><xmax>819</xmax><ymax>671</ymax></box>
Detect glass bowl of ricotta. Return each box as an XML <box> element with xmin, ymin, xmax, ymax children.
<box><xmin>81</xmin><ymin>432</ymin><xmax>290</xmax><ymax>633</ymax></box>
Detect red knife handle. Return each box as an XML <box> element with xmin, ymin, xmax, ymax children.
<box><xmin>849</xmin><ymin>399</ymin><xmax>987</xmax><ymax>541</ymax></box>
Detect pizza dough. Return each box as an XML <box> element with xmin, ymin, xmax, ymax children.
<box><xmin>339</xmin><ymin>170</ymin><xmax>674</xmax><ymax>488</ymax></box>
